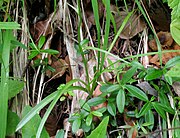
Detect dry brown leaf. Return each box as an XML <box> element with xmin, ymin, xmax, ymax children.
<box><xmin>149</xmin><ymin>31</ymin><xmax>180</xmax><ymax>66</ymax></box>
<box><xmin>111</xmin><ymin>5</ymin><xmax>146</xmax><ymax>39</ymax></box>
<box><xmin>46</xmin><ymin>58</ymin><xmax>68</xmax><ymax>79</ymax></box>
<box><xmin>172</xmin><ymin>82</ymin><xmax>180</xmax><ymax>97</ymax></box>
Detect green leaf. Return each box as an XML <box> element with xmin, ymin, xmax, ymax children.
<box><xmin>131</xmin><ymin>61</ymin><xmax>144</xmax><ymax>70</ymax></box>
<box><xmin>155</xmin><ymin>102</ymin><xmax>175</xmax><ymax>114</ymax></box>
<box><xmin>38</xmin><ymin>36</ymin><xmax>46</xmax><ymax>49</ymax></box>
<box><xmin>145</xmin><ymin>68</ymin><xmax>163</xmax><ymax>80</ymax></box>
<box><xmin>137</xmin><ymin>102</ymin><xmax>152</xmax><ymax>118</ymax></box>
<box><xmin>0</xmin><ymin>22</ymin><xmax>20</xmax><ymax>29</ymax></box>
<box><xmin>11</xmin><ymin>40</ymin><xmax>27</xmax><ymax>49</ymax></box>
<box><xmin>55</xmin><ymin>129</ymin><xmax>64</xmax><ymax>138</ymax></box>
<box><xmin>168</xmin><ymin>0</ymin><xmax>180</xmax><ymax>19</ymax></box>
<box><xmin>165</xmin><ymin>63</ymin><xmax>180</xmax><ymax>77</ymax></box>
<box><xmin>86</xmin><ymin>114</ymin><xmax>93</xmax><ymax>126</ymax></box>
<box><xmin>40</xmin><ymin>49</ymin><xmax>59</xmax><ymax>55</ymax></box>
<box><xmin>6</xmin><ymin>110</ymin><xmax>20</xmax><ymax>136</ymax></box>
<box><xmin>21</xmin><ymin>106</ymin><xmax>49</xmax><ymax>138</ymax></box>
<box><xmin>28</xmin><ymin>51</ymin><xmax>39</xmax><ymax>59</ymax></box>
<box><xmin>87</xmin><ymin>116</ymin><xmax>109</xmax><ymax>138</ymax></box>
<box><xmin>72</xmin><ymin>118</ymin><xmax>81</xmax><ymax>133</ymax></box>
<box><xmin>87</xmin><ymin>97</ymin><xmax>106</xmax><ymax>107</ymax></box>
<box><xmin>165</xmin><ymin>56</ymin><xmax>180</xmax><ymax>68</ymax></box>
<box><xmin>106</xmin><ymin>84</ymin><xmax>120</xmax><ymax>93</ymax></box>
<box><xmin>152</xmin><ymin>102</ymin><xmax>166</xmax><ymax>120</ymax></box>
<box><xmin>107</xmin><ymin>102</ymin><xmax>116</xmax><ymax>116</ymax></box>
<box><xmin>16</xmin><ymin>91</ymin><xmax>59</xmax><ymax>131</ymax></box>
<box><xmin>125</xmin><ymin>85</ymin><xmax>148</xmax><ymax>101</ymax></box>
<box><xmin>91</xmin><ymin>111</ymin><xmax>103</xmax><ymax>117</ymax></box>
<box><xmin>116</xmin><ymin>89</ymin><xmax>125</xmax><ymax>113</ymax></box>
<box><xmin>122</xmin><ymin>66</ymin><xmax>137</xmax><ymax>84</ymax></box>
<box><xmin>8</xmin><ymin>79</ymin><xmax>24</xmax><ymax>99</ymax></box>
<box><xmin>170</xmin><ymin>19</ymin><xmax>180</xmax><ymax>45</ymax></box>
<box><xmin>145</xmin><ymin>110</ymin><xmax>154</xmax><ymax>130</ymax></box>
<box><xmin>83</xmin><ymin>103</ymin><xmax>91</xmax><ymax>112</ymax></box>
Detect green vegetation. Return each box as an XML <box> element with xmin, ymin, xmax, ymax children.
<box><xmin>0</xmin><ymin>0</ymin><xmax>180</xmax><ymax>138</ymax></box>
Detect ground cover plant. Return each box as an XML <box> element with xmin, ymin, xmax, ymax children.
<box><xmin>0</xmin><ymin>0</ymin><xmax>180</xmax><ymax>138</ymax></box>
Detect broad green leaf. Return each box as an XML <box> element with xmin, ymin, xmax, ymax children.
<box><xmin>86</xmin><ymin>114</ymin><xmax>93</xmax><ymax>126</ymax></box>
<box><xmin>168</xmin><ymin>0</ymin><xmax>180</xmax><ymax>19</ymax></box>
<box><xmin>116</xmin><ymin>89</ymin><xmax>125</xmax><ymax>113</ymax></box>
<box><xmin>87</xmin><ymin>97</ymin><xmax>106</xmax><ymax>107</ymax></box>
<box><xmin>91</xmin><ymin>111</ymin><xmax>103</xmax><ymax>117</ymax></box>
<box><xmin>16</xmin><ymin>91</ymin><xmax>59</xmax><ymax>131</ymax></box>
<box><xmin>107</xmin><ymin>102</ymin><xmax>116</xmax><ymax>116</ymax></box>
<box><xmin>87</xmin><ymin>116</ymin><xmax>109</xmax><ymax>138</ymax></box>
<box><xmin>8</xmin><ymin>79</ymin><xmax>24</xmax><ymax>99</ymax></box>
<box><xmin>125</xmin><ymin>85</ymin><xmax>148</xmax><ymax>101</ymax></box>
<box><xmin>166</xmin><ymin>63</ymin><xmax>180</xmax><ymax>77</ymax></box>
<box><xmin>145</xmin><ymin>68</ymin><xmax>163</xmax><ymax>80</ymax></box>
<box><xmin>137</xmin><ymin>102</ymin><xmax>152</xmax><ymax>117</ymax></box>
<box><xmin>72</xmin><ymin>118</ymin><xmax>81</xmax><ymax>133</ymax></box>
<box><xmin>38</xmin><ymin>36</ymin><xmax>46</xmax><ymax>49</ymax></box>
<box><xmin>152</xmin><ymin>102</ymin><xmax>166</xmax><ymax>120</ymax></box>
<box><xmin>82</xmin><ymin>121</ymin><xmax>91</xmax><ymax>132</ymax></box>
<box><xmin>165</xmin><ymin>56</ymin><xmax>180</xmax><ymax>68</ymax></box>
<box><xmin>21</xmin><ymin>106</ymin><xmax>49</xmax><ymax>138</ymax></box>
<box><xmin>6</xmin><ymin>110</ymin><xmax>20</xmax><ymax>136</ymax></box>
<box><xmin>122</xmin><ymin>66</ymin><xmax>137</xmax><ymax>84</ymax></box>
<box><xmin>55</xmin><ymin>129</ymin><xmax>64</xmax><ymax>138</ymax></box>
<box><xmin>0</xmin><ymin>22</ymin><xmax>20</xmax><ymax>29</ymax></box>
<box><xmin>170</xmin><ymin>19</ymin><xmax>180</xmax><ymax>45</ymax></box>
<box><xmin>40</xmin><ymin>49</ymin><xmax>59</xmax><ymax>55</ymax></box>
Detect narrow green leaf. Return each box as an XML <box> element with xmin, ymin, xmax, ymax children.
<box><xmin>106</xmin><ymin>84</ymin><xmax>120</xmax><ymax>92</ymax></box>
<box><xmin>137</xmin><ymin>102</ymin><xmax>152</xmax><ymax>118</ymax></box>
<box><xmin>0</xmin><ymin>22</ymin><xmax>20</xmax><ymax>29</ymax></box>
<box><xmin>86</xmin><ymin>114</ymin><xmax>93</xmax><ymax>126</ymax></box>
<box><xmin>38</xmin><ymin>36</ymin><xmax>46</xmax><ymax>49</ymax></box>
<box><xmin>165</xmin><ymin>63</ymin><xmax>180</xmax><ymax>77</ymax></box>
<box><xmin>87</xmin><ymin>97</ymin><xmax>106</xmax><ymax>107</ymax></box>
<box><xmin>125</xmin><ymin>85</ymin><xmax>148</xmax><ymax>101</ymax></box>
<box><xmin>107</xmin><ymin>102</ymin><xmax>116</xmax><ymax>116</ymax></box>
<box><xmin>122</xmin><ymin>66</ymin><xmax>137</xmax><ymax>84</ymax></box>
<box><xmin>145</xmin><ymin>110</ymin><xmax>154</xmax><ymax>130</ymax></box>
<box><xmin>87</xmin><ymin>116</ymin><xmax>109</xmax><ymax>138</ymax></box>
<box><xmin>28</xmin><ymin>51</ymin><xmax>39</xmax><ymax>59</ymax></box>
<box><xmin>152</xmin><ymin>102</ymin><xmax>166</xmax><ymax>120</ymax></box>
<box><xmin>91</xmin><ymin>111</ymin><xmax>103</xmax><ymax>117</ymax></box>
<box><xmin>11</xmin><ymin>40</ymin><xmax>27</xmax><ymax>49</ymax></box>
<box><xmin>116</xmin><ymin>89</ymin><xmax>125</xmax><ymax>113</ymax></box>
<box><xmin>40</xmin><ymin>49</ymin><xmax>59</xmax><ymax>55</ymax></box>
